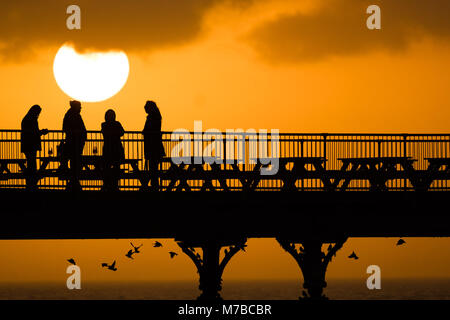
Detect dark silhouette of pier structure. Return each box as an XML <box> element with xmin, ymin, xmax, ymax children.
<box><xmin>1</xmin><ymin>130</ymin><xmax>450</xmax><ymax>300</ymax></box>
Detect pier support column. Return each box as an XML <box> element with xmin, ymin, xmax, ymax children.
<box><xmin>177</xmin><ymin>238</ymin><xmax>247</xmax><ymax>301</ymax></box>
<box><xmin>277</xmin><ymin>237</ymin><xmax>348</xmax><ymax>300</ymax></box>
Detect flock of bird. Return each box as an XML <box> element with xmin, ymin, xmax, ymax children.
<box><xmin>66</xmin><ymin>241</ymin><xmax>179</xmax><ymax>271</ymax></box>
<box><xmin>348</xmin><ymin>238</ymin><xmax>406</xmax><ymax>260</ymax></box>
<box><xmin>66</xmin><ymin>238</ymin><xmax>408</xmax><ymax>269</ymax></box>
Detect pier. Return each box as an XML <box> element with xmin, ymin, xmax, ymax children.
<box><xmin>1</xmin><ymin>130</ymin><xmax>449</xmax><ymax>300</ymax></box>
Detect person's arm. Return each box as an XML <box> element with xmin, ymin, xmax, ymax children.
<box><xmin>21</xmin><ymin>118</ymin><xmax>26</xmax><ymax>133</ymax></box>
<box><xmin>62</xmin><ymin>114</ymin><xmax>68</xmax><ymax>134</ymax></box>
<box><xmin>143</xmin><ymin>117</ymin><xmax>150</xmax><ymax>134</ymax></box>
<box><xmin>157</xmin><ymin>118</ymin><xmax>162</xmax><ymax>133</ymax></box>
<box><xmin>80</xmin><ymin>117</ymin><xmax>87</xmax><ymax>140</ymax></box>
<box><xmin>119</xmin><ymin>123</ymin><xmax>125</xmax><ymax>137</ymax></box>
<box><xmin>33</xmin><ymin>119</ymin><xmax>47</xmax><ymax>136</ymax></box>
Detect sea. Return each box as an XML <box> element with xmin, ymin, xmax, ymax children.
<box><xmin>0</xmin><ymin>279</ymin><xmax>449</xmax><ymax>300</ymax></box>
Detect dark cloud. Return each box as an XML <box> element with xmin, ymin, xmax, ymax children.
<box><xmin>0</xmin><ymin>0</ymin><xmax>250</xmax><ymax>61</ymax></box>
<box><xmin>247</xmin><ymin>0</ymin><xmax>450</xmax><ymax>63</ymax></box>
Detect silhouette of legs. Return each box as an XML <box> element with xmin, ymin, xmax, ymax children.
<box><xmin>149</xmin><ymin>158</ymin><xmax>160</xmax><ymax>191</ymax></box>
<box><xmin>68</xmin><ymin>154</ymin><xmax>82</xmax><ymax>192</ymax></box>
<box><xmin>277</xmin><ymin>237</ymin><xmax>347</xmax><ymax>300</ymax></box>
<box><xmin>102</xmin><ymin>161</ymin><xmax>120</xmax><ymax>192</ymax></box>
<box><xmin>24</xmin><ymin>151</ymin><xmax>37</xmax><ymax>190</ymax></box>
<box><xmin>177</xmin><ymin>239</ymin><xmax>247</xmax><ymax>301</ymax></box>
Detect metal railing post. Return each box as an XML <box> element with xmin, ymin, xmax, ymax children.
<box><xmin>322</xmin><ymin>134</ymin><xmax>328</xmax><ymax>170</ymax></box>
<box><xmin>403</xmin><ymin>134</ymin><xmax>408</xmax><ymax>191</ymax></box>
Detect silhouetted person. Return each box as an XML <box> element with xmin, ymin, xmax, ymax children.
<box><xmin>101</xmin><ymin>109</ymin><xmax>125</xmax><ymax>191</ymax></box>
<box><xmin>21</xmin><ymin>105</ymin><xmax>48</xmax><ymax>189</ymax></box>
<box><xmin>62</xmin><ymin>100</ymin><xmax>87</xmax><ymax>191</ymax></box>
<box><xmin>143</xmin><ymin>101</ymin><xmax>165</xmax><ymax>190</ymax></box>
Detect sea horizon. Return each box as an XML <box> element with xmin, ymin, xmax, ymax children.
<box><xmin>0</xmin><ymin>278</ymin><xmax>449</xmax><ymax>300</ymax></box>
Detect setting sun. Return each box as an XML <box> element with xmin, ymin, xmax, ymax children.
<box><xmin>53</xmin><ymin>44</ymin><xmax>129</xmax><ymax>103</ymax></box>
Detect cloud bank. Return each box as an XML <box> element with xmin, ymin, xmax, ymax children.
<box><xmin>2</xmin><ymin>1</ymin><xmax>449</xmax><ymax>64</ymax></box>
<box><xmin>247</xmin><ymin>0</ymin><xmax>450</xmax><ymax>63</ymax></box>
<box><xmin>0</xmin><ymin>0</ymin><xmax>249</xmax><ymax>60</ymax></box>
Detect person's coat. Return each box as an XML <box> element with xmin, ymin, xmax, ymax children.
<box><xmin>101</xmin><ymin>121</ymin><xmax>125</xmax><ymax>164</ymax></box>
<box><xmin>143</xmin><ymin>113</ymin><xmax>165</xmax><ymax>160</ymax></box>
<box><xmin>62</xmin><ymin>109</ymin><xmax>87</xmax><ymax>157</ymax></box>
<box><xmin>21</xmin><ymin>115</ymin><xmax>41</xmax><ymax>154</ymax></box>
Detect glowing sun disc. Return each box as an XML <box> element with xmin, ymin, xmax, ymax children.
<box><xmin>53</xmin><ymin>44</ymin><xmax>129</xmax><ymax>103</ymax></box>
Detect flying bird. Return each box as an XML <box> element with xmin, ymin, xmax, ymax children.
<box><xmin>67</xmin><ymin>259</ymin><xmax>76</xmax><ymax>265</ymax></box>
<box><xmin>131</xmin><ymin>242</ymin><xmax>143</xmax><ymax>253</ymax></box>
<box><xmin>169</xmin><ymin>252</ymin><xmax>178</xmax><ymax>259</ymax></box>
<box><xmin>153</xmin><ymin>241</ymin><xmax>163</xmax><ymax>248</ymax></box>
<box><xmin>396</xmin><ymin>239</ymin><xmax>406</xmax><ymax>246</ymax></box>
<box><xmin>102</xmin><ymin>261</ymin><xmax>117</xmax><ymax>271</ymax></box>
<box><xmin>348</xmin><ymin>251</ymin><xmax>359</xmax><ymax>260</ymax></box>
<box><xmin>238</xmin><ymin>244</ymin><xmax>247</xmax><ymax>252</ymax></box>
<box><xmin>125</xmin><ymin>250</ymin><xmax>134</xmax><ymax>259</ymax></box>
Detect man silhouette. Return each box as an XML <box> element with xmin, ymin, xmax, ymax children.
<box><xmin>62</xmin><ymin>100</ymin><xmax>87</xmax><ymax>191</ymax></box>
<box><xmin>143</xmin><ymin>101</ymin><xmax>165</xmax><ymax>190</ymax></box>
<box><xmin>21</xmin><ymin>105</ymin><xmax>48</xmax><ymax>189</ymax></box>
<box><xmin>101</xmin><ymin>109</ymin><xmax>125</xmax><ymax>191</ymax></box>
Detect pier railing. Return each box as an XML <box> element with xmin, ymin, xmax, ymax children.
<box><xmin>1</xmin><ymin>130</ymin><xmax>449</xmax><ymax>191</ymax></box>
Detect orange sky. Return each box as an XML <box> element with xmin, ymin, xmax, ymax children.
<box><xmin>0</xmin><ymin>0</ymin><xmax>449</xmax><ymax>133</ymax></box>
<box><xmin>0</xmin><ymin>0</ymin><xmax>450</xmax><ymax>286</ymax></box>
<box><xmin>0</xmin><ymin>238</ymin><xmax>449</xmax><ymax>284</ymax></box>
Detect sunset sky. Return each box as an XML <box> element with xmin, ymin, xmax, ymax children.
<box><xmin>0</xmin><ymin>0</ymin><xmax>450</xmax><ymax>287</ymax></box>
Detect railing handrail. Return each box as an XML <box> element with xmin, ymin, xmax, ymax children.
<box><xmin>1</xmin><ymin>129</ymin><xmax>450</xmax><ymax>137</ymax></box>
